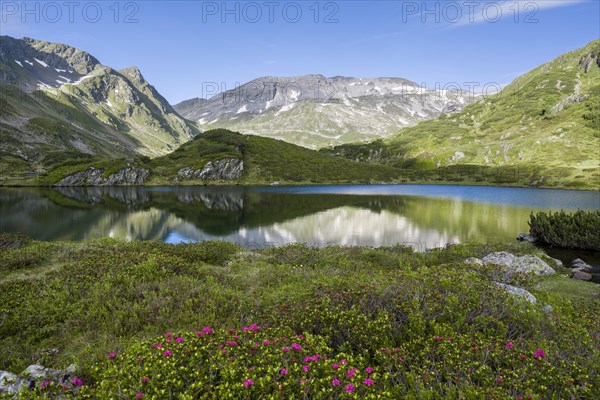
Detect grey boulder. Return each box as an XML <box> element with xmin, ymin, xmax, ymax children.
<box><xmin>496</xmin><ymin>283</ymin><xmax>537</xmax><ymax>304</ymax></box>
<box><xmin>482</xmin><ymin>252</ymin><xmax>556</xmax><ymax>277</ymax></box>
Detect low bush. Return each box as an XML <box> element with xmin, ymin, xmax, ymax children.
<box><xmin>529</xmin><ymin>210</ymin><xmax>600</xmax><ymax>250</ymax></box>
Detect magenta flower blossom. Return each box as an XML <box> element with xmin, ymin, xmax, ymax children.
<box><xmin>533</xmin><ymin>349</ymin><xmax>546</xmax><ymax>359</ymax></box>
<box><xmin>175</xmin><ymin>337</ymin><xmax>184</xmax><ymax>344</ymax></box>
<box><xmin>282</xmin><ymin>347</ymin><xmax>289</xmax><ymax>353</ymax></box>
<box><xmin>136</xmin><ymin>393</ymin><xmax>143</xmax><ymax>399</ymax></box>
<box><xmin>41</xmin><ymin>380</ymin><xmax>51</xmax><ymax>390</ymax></box>
<box><xmin>163</xmin><ymin>350</ymin><xmax>173</xmax><ymax>357</ymax></box>
<box><xmin>303</xmin><ymin>365</ymin><xmax>310</xmax><ymax>372</ymax></box>
<box><xmin>364</xmin><ymin>378</ymin><xmax>374</xmax><ymax>387</ymax></box>
<box><xmin>280</xmin><ymin>368</ymin><xmax>288</xmax><ymax>375</ymax></box>
<box><xmin>347</xmin><ymin>368</ymin><xmax>357</xmax><ymax>378</ymax></box>
<box><xmin>152</xmin><ymin>343</ymin><xmax>163</xmax><ymax>348</ymax></box>
<box><xmin>226</xmin><ymin>341</ymin><xmax>238</xmax><ymax>346</ymax></box>
<box><xmin>202</xmin><ymin>326</ymin><xmax>213</xmax><ymax>335</ymax></box>
<box><xmin>290</xmin><ymin>343</ymin><xmax>302</xmax><ymax>352</ymax></box>
<box><xmin>365</xmin><ymin>367</ymin><xmax>374</xmax><ymax>374</ymax></box>
<box><xmin>340</xmin><ymin>359</ymin><xmax>347</xmax><ymax>365</ymax></box>
<box><xmin>243</xmin><ymin>379</ymin><xmax>254</xmax><ymax>388</ymax></box>
<box><xmin>71</xmin><ymin>377</ymin><xmax>83</xmax><ymax>387</ymax></box>
<box><xmin>331</xmin><ymin>363</ymin><xmax>339</xmax><ymax>370</ymax></box>
<box><xmin>520</xmin><ymin>354</ymin><xmax>527</xmax><ymax>360</ymax></box>
<box><xmin>332</xmin><ymin>379</ymin><xmax>340</xmax><ymax>387</ymax></box>
<box><xmin>346</xmin><ymin>384</ymin><xmax>355</xmax><ymax>393</ymax></box>
<box><xmin>506</xmin><ymin>342</ymin><xmax>514</xmax><ymax>349</ymax></box>
<box><xmin>243</xmin><ymin>324</ymin><xmax>261</xmax><ymax>332</ymax></box>
<box><xmin>142</xmin><ymin>377</ymin><xmax>149</xmax><ymax>384</ymax></box>
<box><xmin>107</xmin><ymin>352</ymin><xmax>117</xmax><ymax>359</ymax></box>
<box><xmin>497</xmin><ymin>378</ymin><xmax>504</xmax><ymax>384</ymax></box>
<box><xmin>263</xmin><ymin>340</ymin><xmax>271</xmax><ymax>345</ymax></box>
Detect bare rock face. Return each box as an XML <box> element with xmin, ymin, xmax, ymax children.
<box><xmin>176</xmin><ymin>159</ymin><xmax>244</xmax><ymax>181</ymax></box>
<box><xmin>55</xmin><ymin>165</ymin><xmax>149</xmax><ymax>187</ymax></box>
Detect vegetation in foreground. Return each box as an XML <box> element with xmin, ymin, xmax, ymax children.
<box><xmin>0</xmin><ymin>235</ymin><xmax>598</xmax><ymax>399</ymax></box>
<box><xmin>529</xmin><ymin>210</ymin><xmax>600</xmax><ymax>251</ymax></box>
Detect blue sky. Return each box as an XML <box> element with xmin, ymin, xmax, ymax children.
<box><xmin>1</xmin><ymin>0</ymin><xmax>599</xmax><ymax>104</ymax></box>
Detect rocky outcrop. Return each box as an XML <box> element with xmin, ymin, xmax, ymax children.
<box><xmin>579</xmin><ymin>52</ymin><xmax>600</xmax><ymax>73</ymax></box>
<box><xmin>0</xmin><ymin>364</ymin><xmax>75</xmax><ymax>396</ymax></box>
<box><xmin>482</xmin><ymin>252</ymin><xmax>555</xmax><ymax>278</ymax></box>
<box><xmin>55</xmin><ymin>165</ymin><xmax>149</xmax><ymax>187</ymax></box>
<box><xmin>176</xmin><ymin>159</ymin><xmax>244</xmax><ymax>181</ymax></box>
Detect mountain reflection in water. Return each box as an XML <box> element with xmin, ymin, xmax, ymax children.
<box><xmin>1</xmin><ymin>185</ymin><xmax>598</xmax><ymax>250</ymax></box>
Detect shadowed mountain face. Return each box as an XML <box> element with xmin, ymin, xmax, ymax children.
<box><xmin>173</xmin><ymin>75</ymin><xmax>473</xmax><ymax>149</ymax></box>
<box><xmin>0</xmin><ymin>35</ymin><xmax>199</xmax><ymax>178</ymax></box>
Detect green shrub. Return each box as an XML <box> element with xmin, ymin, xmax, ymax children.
<box><xmin>529</xmin><ymin>210</ymin><xmax>600</xmax><ymax>250</ymax></box>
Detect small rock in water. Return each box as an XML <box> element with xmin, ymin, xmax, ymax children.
<box><xmin>571</xmin><ymin>258</ymin><xmax>593</xmax><ymax>272</ymax></box>
<box><xmin>516</xmin><ymin>233</ymin><xmax>537</xmax><ymax>243</ymax></box>
<box><xmin>571</xmin><ymin>270</ymin><xmax>593</xmax><ymax>281</ymax></box>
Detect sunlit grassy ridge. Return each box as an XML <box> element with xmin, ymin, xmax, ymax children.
<box><xmin>322</xmin><ymin>40</ymin><xmax>600</xmax><ymax>190</ymax></box>
<box><xmin>0</xmin><ymin>237</ymin><xmax>598</xmax><ymax>398</ymax></box>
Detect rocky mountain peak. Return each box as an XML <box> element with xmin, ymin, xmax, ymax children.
<box><xmin>119</xmin><ymin>66</ymin><xmax>146</xmax><ymax>86</ymax></box>
<box><xmin>173</xmin><ymin>74</ymin><xmax>471</xmax><ymax>148</ymax></box>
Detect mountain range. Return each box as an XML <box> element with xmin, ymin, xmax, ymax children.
<box><xmin>0</xmin><ymin>36</ymin><xmax>198</xmax><ymax>178</ymax></box>
<box><xmin>0</xmin><ymin>35</ymin><xmax>598</xmax><ymax>190</ymax></box>
<box><xmin>174</xmin><ymin>75</ymin><xmax>472</xmax><ymax>149</ymax></box>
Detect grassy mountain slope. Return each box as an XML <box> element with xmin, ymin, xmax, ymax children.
<box><xmin>0</xmin><ymin>36</ymin><xmax>199</xmax><ymax>182</ymax></box>
<box><xmin>146</xmin><ymin>129</ymin><xmax>402</xmax><ymax>184</ymax></box>
<box><xmin>323</xmin><ymin>40</ymin><xmax>600</xmax><ymax>190</ymax></box>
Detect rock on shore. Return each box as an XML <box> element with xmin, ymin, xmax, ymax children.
<box><xmin>55</xmin><ymin>165</ymin><xmax>149</xmax><ymax>186</ymax></box>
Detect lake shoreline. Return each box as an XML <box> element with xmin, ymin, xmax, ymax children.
<box><xmin>1</xmin><ymin>180</ymin><xmax>599</xmax><ymax>192</ymax></box>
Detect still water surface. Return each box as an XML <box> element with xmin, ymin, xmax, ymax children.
<box><xmin>1</xmin><ymin>185</ymin><xmax>598</xmax><ymax>252</ymax></box>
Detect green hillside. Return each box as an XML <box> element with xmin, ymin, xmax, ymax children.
<box><xmin>146</xmin><ymin>129</ymin><xmax>402</xmax><ymax>184</ymax></box>
<box><xmin>323</xmin><ymin>40</ymin><xmax>600</xmax><ymax>190</ymax></box>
